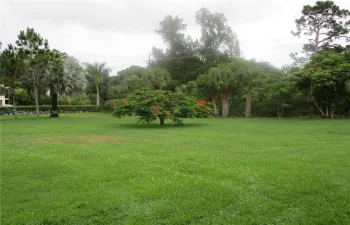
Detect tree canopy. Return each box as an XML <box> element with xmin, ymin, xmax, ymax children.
<box><xmin>1</xmin><ymin>2</ymin><xmax>350</xmax><ymax>121</ymax></box>
<box><xmin>291</xmin><ymin>0</ymin><xmax>350</xmax><ymax>64</ymax></box>
<box><xmin>112</xmin><ymin>89</ymin><xmax>213</xmax><ymax>125</ymax></box>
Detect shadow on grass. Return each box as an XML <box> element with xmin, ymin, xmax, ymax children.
<box><xmin>116</xmin><ymin>122</ymin><xmax>208</xmax><ymax>129</ymax></box>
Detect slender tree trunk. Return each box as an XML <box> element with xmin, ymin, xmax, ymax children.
<box><xmin>11</xmin><ymin>70</ymin><xmax>18</xmax><ymax>119</ymax></box>
<box><xmin>309</xmin><ymin>100</ymin><xmax>313</xmax><ymax>118</ymax></box>
<box><xmin>308</xmin><ymin>86</ymin><xmax>314</xmax><ymax>118</ymax></box>
<box><xmin>330</xmin><ymin>104</ymin><xmax>335</xmax><ymax>119</ymax></box>
<box><xmin>33</xmin><ymin>85</ymin><xmax>40</xmax><ymax>119</ymax></box>
<box><xmin>212</xmin><ymin>97</ymin><xmax>219</xmax><ymax>116</ymax></box>
<box><xmin>278</xmin><ymin>105</ymin><xmax>285</xmax><ymax>118</ymax></box>
<box><xmin>96</xmin><ymin>83</ymin><xmax>100</xmax><ymax>106</ymax></box>
<box><xmin>245</xmin><ymin>87</ymin><xmax>252</xmax><ymax>118</ymax></box>
<box><xmin>12</xmin><ymin>89</ymin><xmax>17</xmax><ymax>119</ymax></box>
<box><xmin>312</xmin><ymin>98</ymin><xmax>326</xmax><ymax>117</ymax></box>
<box><xmin>325</xmin><ymin>89</ymin><xmax>329</xmax><ymax>118</ymax></box>
<box><xmin>8</xmin><ymin>88</ymin><xmax>11</xmax><ymax>104</ymax></box>
<box><xmin>222</xmin><ymin>95</ymin><xmax>230</xmax><ymax>118</ymax></box>
<box><xmin>50</xmin><ymin>84</ymin><xmax>59</xmax><ymax>118</ymax></box>
<box><xmin>158</xmin><ymin>115</ymin><xmax>165</xmax><ymax>125</ymax></box>
<box><xmin>314</xmin><ymin>30</ymin><xmax>319</xmax><ymax>53</ymax></box>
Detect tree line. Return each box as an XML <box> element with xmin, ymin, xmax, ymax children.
<box><xmin>1</xmin><ymin>1</ymin><xmax>349</xmax><ymax>119</ymax></box>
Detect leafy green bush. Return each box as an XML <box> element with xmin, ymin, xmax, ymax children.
<box><xmin>0</xmin><ymin>105</ymin><xmax>103</xmax><ymax>115</ymax></box>
<box><xmin>58</xmin><ymin>94</ymin><xmax>92</xmax><ymax>105</ymax></box>
<box><xmin>15</xmin><ymin>88</ymin><xmax>33</xmax><ymax>106</ymax></box>
<box><xmin>71</xmin><ymin>95</ymin><xmax>92</xmax><ymax>105</ymax></box>
<box><xmin>104</xmin><ymin>100</ymin><xmax>118</xmax><ymax>112</ymax></box>
<box><xmin>112</xmin><ymin>89</ymin><xmax>213</xmax><ymax>125</ymax></box>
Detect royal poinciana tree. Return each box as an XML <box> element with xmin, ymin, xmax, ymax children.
<box><xmin>112</xmin><ymin>89</ymin><xmax>213</xmax><ymax>125</ymax></box>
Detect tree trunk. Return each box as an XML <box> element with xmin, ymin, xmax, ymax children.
<box><xmin>158</xmin><ymin>115</ymin><xmax>165</xmax><ymax>125</ymax></box>
<box><xmin>309</xmin><ymin>100</ymin><xmax>313</xmax><ymax>118</ymax></box>
<box><xmin>212</xmin><ymin>97</ymin><xmax>219</xmax><ymax>116</ymax></box>
<box><xmin>330</xmin><ymin>104</ymin><xmax>335</xmax><ymax>119</ymax></box>
<box><xmin>7</xmin><ymin>88</ymin><xmax>11</xmax><ymax>104</ymax></box>
<box><xmin>314</xmin><ymin>30</ymin><xmax>319</xmax><ymax>53</ymax></box>
<box><xmin>11</xmin><ymin>70</ymin><xmax>18</xmax><ymax>119</ymax></box>
<box><xmin>278</xmin><ymin>105</ymin><xmax>285</xmax><ymax>118</ymax></box>
<box><xmin>96</xmin><ymin>86</ymin><xmax>100</xmax><ymax>106</ymax></box>
<box><xmin>50</xmin><ymin>85</ymin><xmax>59</xmax><ymax>118</ymax></box>
<box><xmin>96</xmin><ymin>93</ymin><xmax>100</xmax><ymax>106</ymax></box>
<box><xmin>33</xmin><ymin>85</ymin><xmax>40</xmax><ymax>119</ymax></box>
<box><xmin>324</xmin><ymin>89</ymin><xmax>329</xmax><ymax>118</ymax></box>
<box><xmin>222</xmin><ymin>96</ymin><xmax>230</xmax><ymax>118</ymax></box>
<box><xmin>245</xmin><ymin>87</ymin><xmax>252</xmax><ymax>118</ymax></box>
<box><xmin>312</xmin><ymin>98</ymin><xmax>326</xmax><ymax>117</ymax></box>
<box><xmin>12</xmin><ymin>89</ymin><xmax>17</xmax><ymax>119</ymax></box>
<box><xmin>308</xmin><ymin>86</ymin><xmax>314</xmax><ymax>118</ymax></box>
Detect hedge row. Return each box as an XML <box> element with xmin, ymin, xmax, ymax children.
<box><xmin>0</xmin><ymin>105</ymin><xmax>103</xmax><ymax>115</ymax></box>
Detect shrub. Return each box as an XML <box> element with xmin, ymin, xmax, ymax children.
<box><xmin>71</xmin><ymin>95</ymin><xmax>92</xmax><ymax>105</ymax></box>
<box><xmin>0</xmin><ymin>105</ymin><xmax>103</xmax><ymax>115</ymax></box>
<box><xmin>15</xmin><ymin>88</ymin><xmax>33</xmax><ymax>106</ymax></box>
<box><xmin>59</xmin><ymin>94</ymin><xmax>92</xmax><ymax>105</ymax></box>
<box><xmin>104</xmin><ymin>100</ymin><xmax>119</xmax><ymax>112</ymax></box>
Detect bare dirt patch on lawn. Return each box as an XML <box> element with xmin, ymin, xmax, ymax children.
<box><xmin>34</xmin><ymin>135</ymin><xmax>126</xmax><ymax>146</ymax></box>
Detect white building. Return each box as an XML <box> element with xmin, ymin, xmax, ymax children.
<box><xmin>0</xmin><ymin>85</ymin><xmax>9</xmax><ymax>105</ymax></box>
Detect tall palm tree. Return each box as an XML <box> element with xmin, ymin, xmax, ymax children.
<box><xmin>84</xmin><ymin>62</ymin><xmax>110</xmax><ymax>106</ymax></box>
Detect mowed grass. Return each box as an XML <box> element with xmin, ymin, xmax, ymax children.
<box><xmin>1</xmin><ymin>114</ymin><xmax>350</xmax><ymax>225</ymax></box>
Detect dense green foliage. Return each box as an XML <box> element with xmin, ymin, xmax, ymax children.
<box><xmin>1</xmin><ymin>114</ymin><xmax>350</xmax><ymax>224</ymax></box>
<box><xmin>293</xmin><ymin>49</ymin><xmax>350</xmax><ymax>118</ymax></box>
<box><xmin>0</xmin><ymin>1</ymin><xmax>349</xmax><ymax>119</ymax></box>
<box><xmin>112</xmin><ymin>89</ymin><xmax>213</xmax><ymax>125</ymax></box>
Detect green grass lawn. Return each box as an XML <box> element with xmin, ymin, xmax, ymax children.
<box><xmin>1</xmin><ymin>113</ymin><xmax>349</xmax><ymax>225</ymax></box>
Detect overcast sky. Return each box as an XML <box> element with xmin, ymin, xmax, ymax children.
<box><xmin>1</xmin><ymin>0</ymin><xmax>349</xmax><ymax>74</ymax></box>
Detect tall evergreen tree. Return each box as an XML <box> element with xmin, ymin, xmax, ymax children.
<box><xmin>16</xmin><ymin>27</ymin><xmax>61</xmax><ymax>119</ymax></box>
<box><xmin>291</xmin><ymin>1</ymin><xmax>350</xmax><ymax>58</ymax></box>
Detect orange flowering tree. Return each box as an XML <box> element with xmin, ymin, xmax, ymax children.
<box><xmin>112</xmin><ymin>89</ymin><xmax>213</xmax><ymax>125</ymax></box>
